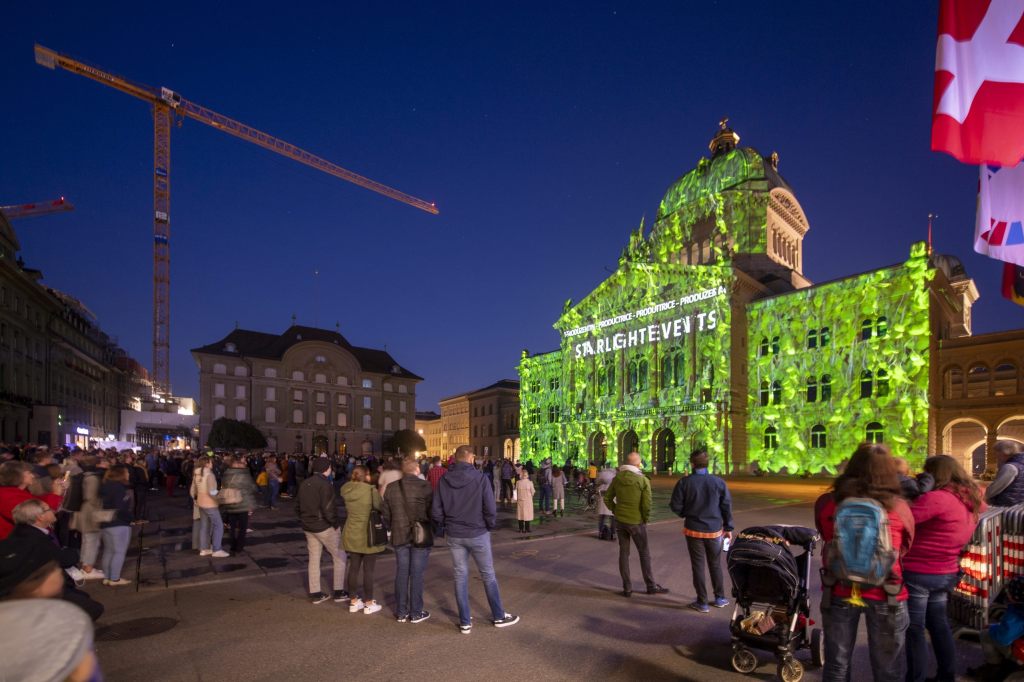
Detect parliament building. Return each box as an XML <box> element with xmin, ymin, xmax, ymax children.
<box><xmin>517</xmin><ymin>123</ymin><xmax>1022</xmax><ymax>475</ymax></box>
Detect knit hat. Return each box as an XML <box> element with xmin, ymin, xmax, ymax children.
<box><xmin>0</xmin><ymin>599</ymin><xmax>95</xmax><ymax>682</ymax></box>
<box><xmin>0</xmin><ymin>534</ymin><xmax>60</xmax><ymax>598</ymax></box>
<box><xmin>312</xmin><ymin>458</ymin><xmax>331</xmax><ymax>474</ymax></box>
<box><xmin>1006</xmin><ymin>575</ymin><xmax>1024</xmax><ymax>603</ymax></box>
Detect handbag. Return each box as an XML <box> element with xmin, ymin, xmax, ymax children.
<box><xmin>218</xmin><ymin>487</ymin><xmax>242</xmax><ymax>505</ymax></box>
<box><xmin>398</xmin><ymin>479</ymin><xmax>433</xmax><ymax>548</ymax></box>
<box><xmin>367</xmin><ymin>508</ymin><xmax>388</xmax><ymax>547</ymax></box>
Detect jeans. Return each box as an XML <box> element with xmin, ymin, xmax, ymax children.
<box><xmin>538</xmin><ymin>483</ymin><xmax>552</xmax><ymax>511</ymax></box>
<box><xmin>904</xmin><ymin>571</ymin><xmax>959</xmax><ymax>682</ymax></box>
<box><xmin>225</xmin><ymin>512</ymin><xmax>249</xmax><ymax>552</ymax></box>
<box><xmin>198</xmin><ymin>506</ymin><xmax>224</xmax><ymax>552</ymax></box>
<box><xmin>394</xmin><ymin>544</ymin><xmax>431</xmax><ymax>617</ymax></box>
<box><xmin>306</xmin><ymin>527</ymin><xmax>346</xmax><ymax>594</ymax></box>
<box><xmin>448</xmin><ymin>533</ymin><xmax>505</xmax><ymax>625</ymax></box>
<box><xmin>685</xmin><ymin>535</ymin><xmax>725</xmax><ymax>604</ymax></box>
<box><xmin>346</xmin><ymin>552</ymin><xmax>377</xmax><ymax>600</ymax></box>
<box><xmin>616</xmin><ymin>521</ymin><xmax>656</xmax><ymax>591</ymax></box>
<box><xmin>265</xmin><ymin>479</ymin><xmax>280</xmax><ymax>507</ymax></box>
<box><xmin>822</xmin><ymin>598</ymin><xmax>909</xmax><ymax>682</ymax></box>
<box><xmin>100</xmin><ymin>525</ymin><xmax>132</xmax><ymax>581</ymax></box>
<box><xmin>80</xmin><ymin>530</ymin><xmax>101</xmax><ymax>567</ymax></box>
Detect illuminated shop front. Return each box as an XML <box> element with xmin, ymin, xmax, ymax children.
<box><xmin>518</xmin><ymin>123</ymin><xmax>977</xmax><ymax>474</ymax></box>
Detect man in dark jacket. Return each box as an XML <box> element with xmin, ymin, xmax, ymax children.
<box><xmin>383</xmin><ymin>457</ymin><xmax>433</xmax><ymax>623</ymax></box>
<box><xmin>669</xmin><ymin>448</ymin><xmax>733</xmax><ymax>613</ymax></box>
<box><xmin>986</xmin><ymin>441</ymin><xmax>1024</xmax><ymax>507</ymax></box>
<box><xmin>295</xmin><ymin>458</ymin><xmax>347</xmax><ymax>604</ymax></box>
<box><xmin>432</xmin><ymin>445</ymin><xmax>518</xmax><ymax>634</ymax></box>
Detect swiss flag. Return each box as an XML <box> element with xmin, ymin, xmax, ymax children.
<box><xmin>932</xmin><ymin>0</ymin><xmax>1024</xmax><ymax>166</ymax></box>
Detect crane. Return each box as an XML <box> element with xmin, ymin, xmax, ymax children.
<box><xmin>0</xmin><ymin>197</ymin><xmax>75</xmax><ymax>220</ymax></box>
<box><xmin>34</xmin><ymin>44</ymin><xmax>438</xmax><ymax>394</ymax></box>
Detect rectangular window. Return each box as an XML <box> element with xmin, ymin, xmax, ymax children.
<box><xmin>362</xmin><ymin>414</ymin><xmax>371</xmax><ymax>429</ymax></box>
<box><xmin>235</xmin><ymin>385</ymin><xmax>246</xmax><ymax>399</ymax></box>
<box><xmin>265</xmin><ymin>386</ymin><xmax>276</xmax><ymax>401</ymax></box>
<box><xmin>398</xmin><ymin>385</ymin><xmax>407</xmax><ymax>394</ymax></box>
<box><xmin>316</xmin><ymin>392</ymin><xmax>326</xmax><ymax>404</ymax></box>
<box><xmin>362</xmin><ymin>379</ymin><xmax>372</xmax><ymax>388</ymax></box>
<box><xmin>337</xmin><ymin>394</ymin><xmax>348</xmax><ymax>406</ymax></box>
<box><xmin>337</xmin><ymin>412</ymin><xmax>348</xmax><ymax>427</ymax></box>
<box><xmin>399</xmin><ymin>400</ymin><xmax>406</xmax><ymax>413</ymax></box>
<box><xmin>214</xmin><ymin>403</ymin><xmax>225</xmax><ymax>419</ymax></box>
<box><xmin>399</xmin><ymin>417</ymin><xmax>406</xmax><ymax>430</ymax></box>
<box><xmin>363</xmin><ymin>397</ymin><xmax>371</xmax><ymax>409</ymax></box>
<box><xmin>214</xmin><ymin>383</ymin><xmax>225</xmax><ymax>398</ymax></box>
<box><xmin>294</xmin><ymin>390</ymin><xmax>304</xmax><ymax>402</ymax></box>
<box><xmin>235</xmin><ymin>406</ymin><xmax>246</xmax><ymax>421</ymax></box>
<box><xmin>264</xmin><ymin>367</ymin><xmax>277</xmax><ymax>378</ymax></box>
<box><xmin>265</xmin><ymin>407</ymin><xmax>276</xmax><ymax>423</ymax></box>
<box><xmin>384</xmin><ymin>399</ymin><xmax>392</xmax><ymax>411</ymax></box>
<box><xmin>384</xmin><ymin>382</ymin><xmax>393</xmax><ymax>392</ymax></box>
<box><xmin>234</xmin><ymin>366</ymin><xmax>247</xmax><ymax>377</ymax></box>
<box><xmin>384</xmin><ymin>416</ymin><xmax>392</xmax><ymax>431</ymax></box>
<box><xmin>315</xmin><ymin>373</ymin><xmax>326</xmax><ymax>384</ymax></box>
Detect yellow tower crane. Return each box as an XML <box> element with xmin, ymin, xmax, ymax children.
<box><xmin>35</xmin><ymin>44</ymin><xmax>438</xmax><ymax>394</ymax></box>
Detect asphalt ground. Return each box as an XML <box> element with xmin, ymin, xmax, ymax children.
<box><xmin>82</xmin><ymin>476</ymin><xmax>986</xmax><ymax>681</ymax></box>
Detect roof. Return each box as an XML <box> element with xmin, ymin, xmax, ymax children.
<box><xmin>438</xmin><ymin>378</ymin><xmax>521</xmax><ymax>403</ymax></box>
<box><xmin>191</xmin><ymin>325</ymin><xmax>422</xmax><ymax>380</ymax></box>
<box><xmin>415</xmin><ymin>411</ymin><xmax>440</xmax><ymax>421</ymax></box>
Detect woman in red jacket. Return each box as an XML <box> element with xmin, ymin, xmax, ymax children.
<box><xmin>814</xmin><ymin>443</ymin><xmax>914</xmax><ymax>682</ymax></box>
<box><xmin>902</xmin><ymin>454</ymin><xmax>983</xmax><ymax>682</ymax></box>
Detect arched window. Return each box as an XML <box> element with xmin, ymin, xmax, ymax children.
<box><xmin>820</xmin><ymin>374</ymin><xmax>832</xmax><ymax>401</ymax></box>
<box><xmin>876</xmin><ymin>316</ymin><xmax>888</xmax><ymax>338</ymax></box>
<box><xmin>674</xmin><ymin>352</ymin><xmax>685</xmax><ymax>387</ymax></box>
<box><xmin>967</xmin><ymin>363</ymin><xmax>992</xmax><ymax>399</ymax></box>
<box><xmin>819</xmin><ymin>327</ymin><xmax>831</xmax><ymax>347</ymax></box>
<box><xmin>292</xmin><ymin>370</ymin><xmax>304</xmax><ymax>381</ymax></box>
<box><xmin>994</xmin><ymin>362</ymin><xmax>1018</xmax><ymax>396</ymax></box>
<box><xmin>607</xmin><ymin>363</ymin><xmax>616</xmax><ymax>395</ymax></box>
<box><xmin>660</xmin><ymin>355</ymin><xmax>672</xmax><ymax>388</ymax></box>
<box><xmin>861</xmin><ymin>319</ymin><xmax>873</xmax><ymax>341</ymax></box>
<box><xmin>771</xmin><ymin>337</ymin><xmax>780</xmax><ymax>355</ymax></box>
<box><xmin>860</xmin><ymin>370</ymin><xmax>873</xmax><ymax>398</ymax></box>
<box><xmin>810</xmin><ymin>425</ymin><xmax>827</xmax><ymax>449</ymax></box>
<box><xmin>759</xmin><ymin>338</ymin><xmax>769</xmax><ymax>357</ymax></box>
<box><xmin>771</xmin><ymin>380</ymin><xmax>782</xmax><ymax>405</ymax></box>
<box><xmin>759</xmin><ymin>381</ymin><xmax>770</xmax><ymax>406</ymax></box>
<box><xmin>628</xmin><ymin>361</ymin><xmax>639</xmax><ymax>393</ymax></box>
<box><xmin>763</xmin><ymin>426</ymin><xmax>779</xmax><ymax>450</ymax></box>
<box><xmin>548</xmin><ymin>406</ymin><xmax>557</xmax><ymax>423</ymax></box>
<box><xmin>598</xmin><ymin>367</ymin><xmax>607</xmax><ymax>396</ymax></box>
<box><xmin>807</xmin><ymin>329</ymin><xmax>818</xmax><ymax>350</ymax></box>
<box><xmin>865</xmin><ymin>422</ymin><xmax>884</xmax><ymax>443</ymax></box>
<box><xmin>806</xmin><ymin>377</ymin><xmax>817</xmax><ymax>403</ymax></box>
<box><xmin>638</xmin><ymin>359</ymin><xmax>649</xmax><ymax>392</ymax></box>
<box><xmin>876</xmin><ymin>369</ymin><xmax>890</xmax><ymax>397</ymax></box>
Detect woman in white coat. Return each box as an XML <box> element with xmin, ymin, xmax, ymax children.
<box><xmin>515</xmin><ymin>469</ymin><xmax>535</xmax><ymax>533</ymax></box>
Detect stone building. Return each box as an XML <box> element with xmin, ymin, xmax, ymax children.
<box><xmin>518</xmin><ymin>122</ymin><xmax>1019</xmax><ymax>475</ymax></box>
<box><xmin>434</xmin><ymin>380</ymin><xmax>520</xmax><ymax>460</ymax></box>
<box><xmin>415</xmin><ymin>411</ymin><xmax>442</xmax><ymax>456</ymax></box>
<box><xmin>192</xmin><ymin>325</ymin><xmax>421</xmax><ymax>454</ymax></box>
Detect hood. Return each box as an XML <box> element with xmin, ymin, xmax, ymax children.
<box><xmin>619</xmin><ymin>464</ymin><xmax>643</xmax><ymax>476</ymax></box>
<box><xmin>443</xmin><ymin>462</ymin><xmax>482</xmax><ymax>489</ymax></box>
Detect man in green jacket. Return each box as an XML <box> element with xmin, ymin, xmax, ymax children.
<box><xmin>604</xmin><ymin>452</ymin><xmax>669</xmax><ymax>598</ymax></box>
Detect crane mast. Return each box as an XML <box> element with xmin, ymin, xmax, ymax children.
<box><xmin>34</xmin><ymin>44</ymin><xmax>438</xmax><ymax>394</ymax></box>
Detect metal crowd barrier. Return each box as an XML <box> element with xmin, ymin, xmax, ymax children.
<box><xmin>950</xmin><ymin>504</ymin><xmax>1024</xmax><ymax>631</ymax></box>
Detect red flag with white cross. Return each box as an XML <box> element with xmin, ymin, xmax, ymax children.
<box><xmin>932</xmin><ymin>0</ymin><xmax>1024</xmax><ymax>166</ymax></box>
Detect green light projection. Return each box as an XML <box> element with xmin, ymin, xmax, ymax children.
<box><xmin>746</xmin><ymin>243</ymin><xmax>934</xmax><ymax>473</ymax></box>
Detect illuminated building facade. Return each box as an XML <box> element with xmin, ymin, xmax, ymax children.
<box><xmin>519</xmin><ymin>123</ymin><xmax>985</xmax><ymax>474</ymax></box>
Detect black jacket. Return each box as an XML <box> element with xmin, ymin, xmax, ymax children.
<box><xmin>220</xmin><ymin>467</ymin><xmax>258</xmax><ymax>514</ymax></box>
<box><xmin>382</xmin><ymin>475</ymin><xmax>433</xmax><ymax>547</ymax></box>
<box><xmin>295</xmin><ymin>474</ymin><xmax>338</xmax><ymax>533</ymax></box>
<box><xmin>669</xmin><ymin>470</ymin><xmax>733</xmax><ymax>534</ymax></box>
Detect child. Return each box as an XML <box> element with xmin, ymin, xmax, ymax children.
<box><xmin>970</xmin><ymin>575</ymin><xmax>1024</xmax><ymax>680</ymax></box>
<box><xmin>893</xmin><ymin>456</ymin><xmax>934</xmax><ymax>501</ymax></box>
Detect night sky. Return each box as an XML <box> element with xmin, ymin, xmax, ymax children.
<box><xmin>1</xmin><ymin>2</ymin><xmax>1019</xmax><ymax>410</ymax></box>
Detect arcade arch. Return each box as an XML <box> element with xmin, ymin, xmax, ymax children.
<box><xmin>941</xmin><ymin>418</ymin><xmax>987</xmax><ymax>475</ymax></box>
<box><xmin>652</xmin><ymin>428</ymin><xmax>676</xmax><ymax>473</ymax></box>
<box><xmin>588</xmin><ymin>431</ymin><xmax>607</xmax><ymax>465</ymax></box>
<box><xmin>618</xmin><ymin>429</ymin><xmax>639</xmax><ymax>465</ymax></box>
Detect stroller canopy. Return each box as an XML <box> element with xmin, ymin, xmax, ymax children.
<box><xmin>727</xmin><ymin>525</ymin><xmax>820</xmax><ymax>605</ymax></box>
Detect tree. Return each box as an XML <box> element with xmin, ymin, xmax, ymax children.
<box><xmin>206</xmin><ymin>418</ymin><xmax>267</xmax><ymax>450</ymax></box>
<box><xmin>384</xmin><ymin>429</ymin><xmax>426</xmax><ymax>457</ymax></box>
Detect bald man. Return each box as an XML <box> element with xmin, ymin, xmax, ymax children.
<box><xmin>603</xmin><ymin>452</ymin><xmax>668</xmax><ymax>597</ymax></box>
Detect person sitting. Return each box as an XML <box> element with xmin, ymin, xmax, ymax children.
<box><xmin>969</xmin><ymin>576</ymin><xmax>1024</xmax><ymax>680</ymax></box>
<box><xmin>9</xmin><ymin>499</ymin><xmax>103</xmax><ymax>621</ymax></box>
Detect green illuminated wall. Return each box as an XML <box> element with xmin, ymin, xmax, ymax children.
<box><xmin>746</xmin><ymin>243</ymin><xmax>934</xmax><ymax>473</ymax></box>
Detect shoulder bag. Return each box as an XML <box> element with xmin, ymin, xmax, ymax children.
<box><xmin>367</xmin><ymin>497</ymin><xmax>388</xmax><ymax>547</ymax></box>
<box><xmin>398</xmin><ymin>479</ymin><xmax>433</xmax><ymax>548</ymax></box>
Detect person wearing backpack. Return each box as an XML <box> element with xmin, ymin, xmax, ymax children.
<box><xmin>814</xmin><ymin>443</ymin><xmax>915</xmax><ymax>682</ymax></box>
<box><xmin>902</xmin><ymin>455</ymin><xmax>984</xmax><ymax>682</ymax></box>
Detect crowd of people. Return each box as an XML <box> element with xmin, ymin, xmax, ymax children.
<box><xmin>2</xmin><ymin>438</ymin><xmax>1024</xmax><ymax>680</ymax></box>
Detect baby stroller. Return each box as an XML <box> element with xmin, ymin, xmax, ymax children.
<box><xmin>726</xmin><ymin>525</ymin><xmax>823</xmax><ymax>682</ymax></box>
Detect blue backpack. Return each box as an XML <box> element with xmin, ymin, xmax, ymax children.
<box><xmin>827</xmin><ymin>497</ymin><xmax>896</xmax><ymax>586</ymax></box>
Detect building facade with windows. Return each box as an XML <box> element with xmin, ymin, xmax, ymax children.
<box><xmin>518</xmin><ymin>123</ymin><xmax>1004</xmax><ymax>475</ymax></box>
<box><xmin>415</xmin><ymin>411</ymin><xmax>443</xmax><ymax>457</ymax></box>
<box><xmin>434</xmin><ymin>380</ymin><xmax>520</xmax><ymax>460</ymax></box>
<box><xmin>192</xmin><ymin>325</ymin><xmax>421</xmax><ymax>454</ymax></box>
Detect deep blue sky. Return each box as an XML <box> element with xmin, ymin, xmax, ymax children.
<box><xmin>1</xmin><ymin>2</ymin><xmax>1019</xmax><ymax>410</ymax></box>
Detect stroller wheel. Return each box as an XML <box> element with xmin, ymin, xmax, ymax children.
<box><xmin>777</xmin><ymin>658</ymin><xmax>803</xmax><ymax>682</ymax></box>
<box><xmin>730</xmin><ymin>648</ymin><xmax>757</xmax><ymax>674</ymax></box>
<box><xmin>810</xmin><ymin>628</ymin><xmax>824</xmax><ymax>667</ymax></box>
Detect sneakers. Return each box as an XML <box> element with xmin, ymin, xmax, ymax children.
<box><xmin>459</xmin><ymin>623</ymin><xmax>472</xmax><ymax>634</ymax></box>
<box><xmin>363</xmin><ymin>601</ymin><xmax>382</xmax><ymax>615</ymax></box>
<box><xmin>104</xmin><ymin>578</ymin><xmax>132</xmax><ymax>586</ymax></box>
<box><xmin>310</xmin><ymin>592</ymin><xmax>331</xmax><ymax>605</ymax></box>
<box><xmin>396</xmin><ymin>614</ymin><xmax>409</xmax><ymax>623</ymax></box>
<box><xmin>348</xmin><ymin>598</ymin><xmax>365</xmax><ymax>613</ymax></box>
<box><xmin>410</xmin><ymin>611</ymin><xmax>430</xmax><ymax>624</ymax></box>
<box><xmin>199</xmin><ymin>549</ymin><xmax>213</xmax><ymax>557</ymax></box>
<box><xmin>333</xmin><ymin>590</ymin><xmax>350</xmax><ymax>603</ymax></box>
<box><xmin>81</xmin><ymin>569</ymin><xmax>105</xmax><ymax>581</ymax></box>
<box><xmin>688</xmin><ymin>601</ymin><xmax>710</xmax><ymax>614</ymax></box>
<box><xmin>646</xmin><ymin>584</ymin><xmax>669</xmax><ymax>594</ymax></box>
<box><xmin>211</xmin><ymin>550</ymin><xmax>230</xmax><ymax>558</ymax></box>
<box><xmin>712</xmin><ymin>597</ymin><xmax>730</xmax><ymax>608</ymax></box>
<box><xmin>493</xmin><ymin>613</ymin><xmax>520</xmax><ymax>628</ymax></box>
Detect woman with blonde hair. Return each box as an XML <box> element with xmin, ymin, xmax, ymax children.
<box><xmin>515</xmin><ymin>469</ymin><xmax>535</xmax><ymax>533</ymax></box>
<box><xmin>340</xmin><ymin>465</ymin><xmax>385</xmax><ymax>614</ymax></box>
<box><xmin>190</xmin><ymin>457</ymin><xmax>229</xmax><ymax>558</ymax></box>
<box><xmin>903</xmin><ymin>454</ymin><xmax>984</xmax><ymax>682</ymax></box>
